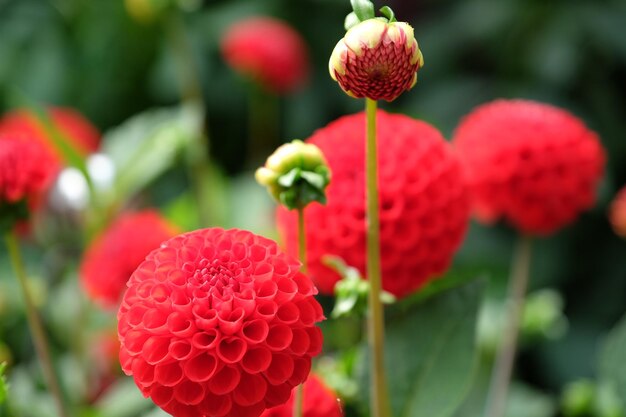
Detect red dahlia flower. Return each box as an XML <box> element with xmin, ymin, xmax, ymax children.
<box><xmin>0</xmin><ymin>134</ymin><xmax>56</xmax><ymax>205</ymax></box>
<box><xmin>0</xmin><ymin>107</ymin><xmax>100</xmax><ymax>173</ymax></box>
<box><xmin>453</xmin><ymin>99</ymin><xmax>605</xmax><ymax>235</ymax></box>
<box><xmin>610</xmin><ymin>186</ymin><xmax>626</xmax><ymax>238</ymax></box>
<box><xmin>117</xmin><ymin>228</ymin><xmax>324</xmax><ymax>417</ymax></box>
<box><xmin>80</xmin><ymin>210</ymin><xmax>178</xmax><ymax>308</ymax></box>
<box><xmin>221</xmin><ymin>17</ymin><xmax>309</xmax><ymax>94</ymax></box>
<box><xmin>277</xmin><ymin>110</ymin><xmax>470</xmax><ymax>298</ymax></box>
<box><xmin>260</xmin><ymin>374</ymin><xmax>342</xmax><ymax>417</ymax></box>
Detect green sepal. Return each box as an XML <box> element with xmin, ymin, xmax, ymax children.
<box><xmin>345</xmin><ymin>12</ymin><xmax>361</xmax><ymax>31</ymax></box>
<box><xmin>276</xmin><ymin>167</ymin><xmax>330</xmax><ymax>210</ymax></box>
<box><xmin>0</xmin><ymin>200</ymin><xmax>28</xmax><ymax>235</ymax></box>
<box><xmin>350</xmin><ymin>0</ymin><xmax>375</xmax><ymax>21</ymax></box>
<box><xmin>0</xmin><ymin>362</ymin><xmax>7</xmax><ymax>405</ymax></box>
<box><xmin>326</xmin><ymin>255</ymin><xmax>396</xmax><ymax>319</ymax></box>
<box><xmin>379</xmin><ymin>6</ymin><xmax>396</xmax><ymax>22</ymax></box>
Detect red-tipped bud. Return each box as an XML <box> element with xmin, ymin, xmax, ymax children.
<box><xmin>329</xmin><ymin>19</ymin><xmax>423</xmax><ymax>101</ymax></box>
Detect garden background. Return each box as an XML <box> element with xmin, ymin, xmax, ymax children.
<box><xmin>1</xmin><ymin>0</ymin><xmax>626</xmax><ymax>416</ymax></box>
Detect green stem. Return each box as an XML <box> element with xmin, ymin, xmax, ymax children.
<box><xmin>485</xmin><ymin>235</ymin><xmax>533</xmax><ymax>417</ymax></box>
<box><xmin>248</xmin><ymin>85</ymin><xmax>280</xmax><ymax>167</ymax></box>
<box><xmin>365</xmin><ymin>98</ymin><xmax>391</xmax><ymax>417</ymax></box>
<box><xmin>167</xmin><ymin>14</ymin><xmax>213</xmax><ymax>227</ymax></box>
<box><xmin>293</xmin><ymin>207</ymin><xmax>306</xmax><ymax>417</ymax></box>
<box><xmin>4</xmin><ymin>231</ymin><xmax>70</xmax><ymax>417</ymax></box>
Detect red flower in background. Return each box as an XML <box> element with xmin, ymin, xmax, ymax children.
<box><xmin>453</xmin><ymin>99</ymin><xmax>605</xmax><ymax>235</ymax></box>
<box><xmin>117</xmin><ymin>228</ymin><xmax>324</xmax><ymax>417</ymax></box>
<box><xmin>80</xmin><ymin>210</ymin><xmax>178</xmax><ymax>308</ymax></box>
<box><xmin>260</xmin><ymin>374</ymin><xmax>342</xmax><ymax>417</ymax></box>
<box><xmin>221</xmin><ymin>17</ymin><xmax>309</xmax><ymax>94</ymax></box>
<box><xmin>277</xmin><ymin>110</ymin><xmax>470</xmax><ymax>299</ymax></box>
<box><xmin>0</xmin><ymin>107</ymin><xmax>101</xmax><ymax>174</ymax></box>
<box><xmin>610</xmin><ymin>186</ymin><xmax>626</xmax><ymax>238</ymax></box>
<box><xmin>0</xmin><ymin>134</ymin><xmax>56</xmax><ymax>205</ymax></box>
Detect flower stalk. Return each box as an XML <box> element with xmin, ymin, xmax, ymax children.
<box><xmin>365</xmin><ymin>97</ymin><xmax>391</xmax><ymax>417</ymax></box>
<box><xmin>293</xmin><ymin>206</ymin><xmax>306</xmax><ymax>417</ymax></box>
<box><xmin>5</xmin><ymin>231</ymin><xmax>70</xmax><ymax>417</ymax></box>
<box><xmin>485</xmin><ymin>235</ymin><xmax>533</xmax><ymax>417</ymax></box>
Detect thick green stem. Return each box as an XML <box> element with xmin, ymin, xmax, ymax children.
<box><xmin>293</xmin><ymin>207</ymin><xmax>306</xmax><ymax>417</ymax></box>
<box><xmin>365</xmin><ymin>98</ymin><xmax>391</xmax><ymax>417</ymax></box>
<box><xmin>485</xmin><ymin>235</ymin><xmax>533</xmax><ymax>417</ymax></box>
<box><xmin>5</xmin><ymin>231</ymin><xmax>70</xmax><ymax>417</ymax></box>
<box><xmin>168</xmin><ymin>14</ymin><xmax>213</xmax><ymax>227</ymax></box>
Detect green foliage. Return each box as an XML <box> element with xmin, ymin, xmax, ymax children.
<box><xmin>103</xmin><ymin>105</ymin><xmax>202</xmax><ymax>204</ymax></box>
<box><xmin>359</xmin><ymin>279</ymin><xmax>484</xmax><ymax>417</ymax></box>
<box><xmin>599</xmin><ymin>314</ymin><xmax>626</xmax><ymax>400</ymax></box>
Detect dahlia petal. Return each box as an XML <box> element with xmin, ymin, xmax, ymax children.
<box><xmin>288</xmin><ymin>329</ymin><xmax>310</xmax><ymax>356</ymax></box>
<box><xmin>275</xmin><ymin>303</ymin><xmax>300</xmax><ymax>325</ymax></box>
<box><xmin>241</xmin><ymin>319</ymin><xmax>270</xmax><ymax>345</ymax></box>
<box><xmin>168</xmin><ymin>340</ymin><xmax>194</xmax><ymax>361</ymax></box>
<box><xmin>184</xmin><ymin>352</ymin><xmax>219</xmax><ymax>382</ymax></box>
<box><xmin>142</xmin><ymin>337</ymin><xmax>171</xmax><ymax>365</ymax></box>
<box><xmin>151</xmin><ymin>385</ymin><xmax>174</xmax><ymax>406</ymax></box>
<box><xmin>174</xmin><ymin>380</ymin><xmax>206</xmax><ymax>405</ymax></box>
<box><xmin>154</xmin><ymin>362</ymin><xmax>185</xmax><ymax>387</ymax></box>
<box><xmin>264</xmin><ymin>353</ymin><xmax>294</xmax><ymax>385</ymax></box>
<box><xmin>266</xmin><ymin>325</ymin><xmax>293</xmax><ymax>351</ymax></box>
<box><xmin>201</xmin><ymin>392</ymin><xmax>232</xmax><ymax>417</ymax></box>
<box><xmin>241</xmin><ymin>347</ymin><xmax>272</xmax><ymax>374</ymax></box>
<box><xmin>217</xmin><ymin>337</ymin><xmax>247</xmax><ymax>364</ymax></box>
<box><xmin>191</xmin><ymin>330</ymin><xmax>220</xmax><ymax>351</ymax></box>
<box><xmin>233</xmin><ymin>373</ymin><xmax>268</xmax><ymax>406</ymax></box>
<box><xmin>209</xmin><ymin>366</ymin><xmax>241</xmax><ymax>395</ymax></box>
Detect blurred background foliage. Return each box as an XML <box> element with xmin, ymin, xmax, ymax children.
<box><xmin>1</xmin><ymin>0</ymin><xmax>626</xmax><ymax>416</ymax></box>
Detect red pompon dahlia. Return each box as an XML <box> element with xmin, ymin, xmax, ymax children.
<box><xmin>329</xmin><ymin>19</ymin><xmax>424</xmax><ymax>101</ymax></box>
<box><xmin>0</xmin><ymin>107</ymin><xmax>100</xmax><ymax>168</ymax></box>
<box><xmin>80</xmin><ymin>210</ymin><xmax>178</xmax><ymax>308</ymax></box>
<box><xmin>221</xmin><ymin>17</ymin><xmax>309</xmax><ymax>94</ymax></box>
<box><xmin>117</xmin><ymin>228</ymin><xmax>324</xmax><ymax>417</ymax></box>
<box><xmin>609</xmin><ymin>186</ymin><xmax>626</xmax><ymax>238</ymax></box>
<box><xmin>260</xmin><ymin>374</ymin><xmax>342</xmax><ymax>417</ymax></box>
<box><xmin>277</xmin><ymin>110</ymin><xmax>470</xmax><ymax>298</ymax></box>
<box><xmin>453</xmin><ymin>99</ymin><xmax>605</xmax><ymax>235</ymax></box>
<box><xmin>0</xmin><ymin>134</ymin><xmax>56</xmax><ymax>205</ymax></box>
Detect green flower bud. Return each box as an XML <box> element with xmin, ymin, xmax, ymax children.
<box><xmin>255</xmin><ymin>140</ymin><xmax>331</xmax><ymax>210</ymax></box>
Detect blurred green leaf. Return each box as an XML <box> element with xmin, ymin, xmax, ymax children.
<box><xmin>94</xmin><ymin>377</ymin><xmax>153</xmax><ymax>417</ymax></box>
<box><xmin>359</xmin><ymin>279</ymin><xmax>484</xmax><ymax>417</ymax></box>
<box><xmin>103</xmin><ymin>104</ymin><xmax>202</xmax><ymax>204</ymax></box>
<box><xmin>598</xmin><ymin>313</ymin><xmax>626</xmax><ymax>400</ymax></box>
<box><xmin>504</xmin><ymin>383</ymin><xmax>556</xmax><ymax>417</ymax></box>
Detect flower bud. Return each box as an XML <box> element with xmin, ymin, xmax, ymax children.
<box><xmin>256</xmin><ymin>140</ymin><xmax>331</xmax><ymax>210</ymax></box>
<box><xmin>329</xmin><ymin>18</ymin><xmax>424</xmax><ymax>101</ymax></box>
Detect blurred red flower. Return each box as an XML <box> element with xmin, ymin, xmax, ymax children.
<box><xmin>453</xmin><ymin>99</ymin><xmax>605</xmax><ymax>235</ymax></box>
<box><xmin>610</xmin><ymin>186</ymin><xmax>626</xmax><ymax>238</ymax></box>
<box><xmin>80</xmin><ymin>210</ymin><xmax>178</xmax><ymax>308</ymax></box>
<box><xmin>221</xmin><ymin>17</ymin><xmax>309</xmax><ymax>94</ymax></box>
<box><xmin>117</xmin><ymin>228</ymin><xmax>324</xmax><ymax>417</ymax></box>
<box><xmin>277</xmin><ymin>110</ymin><xmax>470</xmax><ymax>299</ymax></box>
<box><xmin>0</xmin><ymin>134</ymin><xmax>56</xmax><ymax>206</ymax></box>
<box><xmin>260</xmin><ymin>374</ymin><xmax>342</xmax><ymax>417</ymax></box>
<box><xmin>0</xmin><ymin>107</ymin><xmax>100</xmax><ymax>173</ymax></box>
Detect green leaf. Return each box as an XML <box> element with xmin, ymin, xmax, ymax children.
<box><xmin>359</xmin><ymin>279</ymin><xmax>484</xmax><ymax>417</ymax></box>
<box><xmin>598</xmin><ymin>313</ymin><xmax>626</xmax><ymax>400</ymax></box>
<box><xmin>345</xmin><ymin>12</ymin><xmax>361</xmax><ymax>31</ymax></box>
<box><xmin>350</xmin><ymin>0</ymin><xmax>375</xmax><ymax>21</ymax></box>
<box><xmin>103</xmin><ymin>104</ymin><xmax>202</xmax><ymax>203</ymax></box>
<box><xmin>379</xmin><ymin>6</ymin><xmax>396</xmax><ymax>22</ymax></box>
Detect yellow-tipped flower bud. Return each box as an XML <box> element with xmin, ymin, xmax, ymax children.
<box><xmin>256</xmin><ymin>140</ymin><xmax>331</xmax><ymax>210</ymax></box>
<box><xmin>329</xmin><ymin>17</ymin><xmax>424</xmax><ymax>101</ymax></box>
